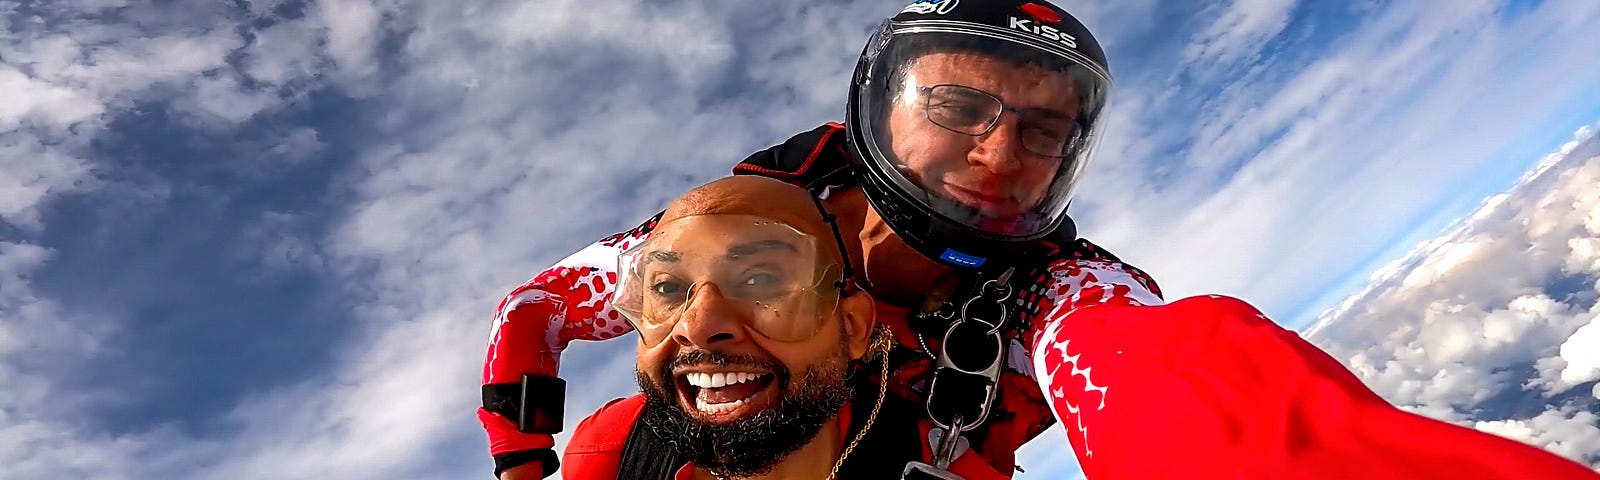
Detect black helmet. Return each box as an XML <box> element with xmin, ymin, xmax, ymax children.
<box><xmin>847</xmin><ymin>0</ymin><xmax>1111</xmax><ymax>269</ymax></box>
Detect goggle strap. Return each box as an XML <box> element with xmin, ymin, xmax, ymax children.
<box><xmin>807</xmin><ymin>185</ymin><xmax>860</xmax><ymax>293</ymax></box>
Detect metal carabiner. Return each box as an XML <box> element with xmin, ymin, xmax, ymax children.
<box><xmin>923</xmin><ymin>320</ymin><xmax>1004</xmax><ymax>433</ymax></box>
<box><xmin>931</xmin><ymin>416</ymin><xmax>965</xmax><ymax>469</ymax></box>
<box><xmin>958</xmin><ymin>293</ymin><xmax>1008</xmax><ymax>337</ymax></box>
<box><xmin>899</xmin><ymin>418</ymin><xmax>968</xmax><ymax>479</ymax></box>
<box><xmin>963</xmin><ymin>268</ymin><xmax>1016</xmax><ymax>336</ymax></box>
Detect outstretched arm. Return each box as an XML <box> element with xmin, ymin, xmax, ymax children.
<box><xmin>1027</xmin><ymin>281</ymin><xmax>1599</xmax><ymax>479</ymax></box>
<box><xmin>479</xmin><ymin>213</ymin><xmax>660</xmax><ymax>478</ymax></box>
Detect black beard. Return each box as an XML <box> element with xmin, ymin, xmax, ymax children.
<box><xmin>636</xmin><ymin>349</ymin><xmax>852</xmax><ymax>478</ymax></box>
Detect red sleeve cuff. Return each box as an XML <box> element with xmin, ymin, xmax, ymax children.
<box><xmin>479</xmin><ymin>407</ymin><xmax>554</xmax><ymax>455</ymax></box>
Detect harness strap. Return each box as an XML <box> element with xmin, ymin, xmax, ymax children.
<box><xmin>616</xmin><ymin>412</ymin><xmax>683</xmax><ymax>480</ymax></box>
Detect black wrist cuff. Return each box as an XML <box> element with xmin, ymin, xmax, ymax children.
<box><xmin>493</xmin><ymin>448</ymin><xmax>559</xmax><ymax>478</ymax></box>
<box><xmin>482</xmin><ymin>374</ymin><xmax>565</xmax><ymax>434</ymax></box>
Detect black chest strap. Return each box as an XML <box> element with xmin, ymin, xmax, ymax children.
<box><xmin>835</xmin><ymin>372</ymin><xmax>926</xmax><ymax>477</ymax></box>
<box><xmin>616</xmin><ymin>411</ymin><xmax>684</xmax><ymax>480</ymax></box>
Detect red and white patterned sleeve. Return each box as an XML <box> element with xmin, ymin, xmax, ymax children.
<box><xmin>478</xmin><ymin>213</ymin><xmax>660</xmax><ymax>458</ymax></box>
<box><xmin>1025</xmin><ymin>263</ymin><xmax>1599</xmax><ymax>479</ymax></box>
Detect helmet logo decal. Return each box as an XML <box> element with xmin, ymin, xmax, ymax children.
<box><xmin>940</xmin><ymin>248</ymin><xmax>987</xmax><ymax>268</ymax></box>
<box><xmin>901</xmin><ymin>0</ymin><xmax>959</xmax><ymax>15</ymax></box>
<box><xmin>1020</xmin><ymin>3</ymin><xmax>1062</xmax><ymax>24</ymax></box>
<box><xmin>1009</xmin><ymin>4</ymin><xmax>1078</xmax><ymax>49</ymax></box>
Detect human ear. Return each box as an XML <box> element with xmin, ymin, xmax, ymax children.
<box><xmin>840</xmin><ymin>290</ymin><xmax>877</xmax><ymax>361</ymax></box>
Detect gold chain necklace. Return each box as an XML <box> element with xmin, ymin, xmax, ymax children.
<box><xmin>711</xmin><ymin>326</ymin><xmax>894</xmax><ymax>480</ymax></box>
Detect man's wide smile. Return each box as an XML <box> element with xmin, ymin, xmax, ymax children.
<box><xmin>674</xmin><ymin>368</ymin><xmax>779</xmax><ymax>421</ymax></box>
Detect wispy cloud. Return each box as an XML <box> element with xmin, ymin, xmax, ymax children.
<box><xmin>1183</xmin><ymin>0</ymin><xmax>1302</xmax><ymax>67</ymax></box>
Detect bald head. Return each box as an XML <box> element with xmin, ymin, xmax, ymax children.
<box><xmin>662</xmin><ymin>176</ymin><xmax>842</xmax><ymax>266</ymax></box>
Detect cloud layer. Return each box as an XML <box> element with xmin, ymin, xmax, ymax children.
<box><xmin>1309</xmin><ymin>124</ymin><xmax>1600</xmax><ymax>468</ymax></box>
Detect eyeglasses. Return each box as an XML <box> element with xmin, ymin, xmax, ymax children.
<box><xmin>915</xmin><ymin>84</ymin><xmax>1084</xmax><ymax>158</ymax></box>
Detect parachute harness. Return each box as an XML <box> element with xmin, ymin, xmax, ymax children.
<box><xmin>903</xmin><ymin>267</ymin><xmax>1018</xmax><ymax>478</ymax></box>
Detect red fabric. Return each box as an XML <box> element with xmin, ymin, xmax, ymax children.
<box><xmin>1033</xmin><ymin>295</ymin><xmax>1600</xmax><ymax>480</ymax></box>
<box><xmin>559</xmin><ymin>396</ymin><xmax>644</xmax><ymax>479</ymax></box>
<box><xmin>479</xmin><ymin>217</ymin><xmax>658</xmax><ymax>456</ymax></box>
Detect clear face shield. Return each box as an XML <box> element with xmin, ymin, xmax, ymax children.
<box><xmin>854</xmin><ymin>26</ymin><xmax>1111</xmax><ymax>238</ymax></box>
<box><xmin>614</xmin><ymin>214</ymin><xmax>848</xmax><ymax>347</ymax></box>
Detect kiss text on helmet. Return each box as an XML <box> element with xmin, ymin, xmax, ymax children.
<box><xmin>1007</xmin><ymin>17</ymin><xmax>1078</xmax><ymax>49</ymax></box>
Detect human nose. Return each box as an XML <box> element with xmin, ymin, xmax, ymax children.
<box><xmin>669</xmin><ymin>283</ymin><xmax>750</xmax><ymax>348</ymax></box>
<box><xmin>968</xmin><ymin>113</ymin><xmax>1025</xmax><ymax>174</ymax></box>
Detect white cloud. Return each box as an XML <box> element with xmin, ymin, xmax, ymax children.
<box><xmin>267</xmin><ymin>127</ymin><xmax>325</xmax><ymax>163</ymax></box>
<box><xmin>1554</xmin><ymin>315</ymin><xmax>1600</xmax><ymax>387</ymax></box>
<box><xmin>1310</xmin><ymin>124</ymin><xmax>1600</xmax><ymax>467</ymax></box>
<box><xmin>0</xmin><ymin>66</ymin><xmax>103</xmax><ymax>132</ymax></box>
<box><xmin>171</xmin><ymin>71</ymin><xmax>280</xmax><ymax>129</ymax></box>
<box><xmin>314</xmin><ymin>0</ymin><xmax>384</xmax><ymax>90</ymax></box>
<box><xmin>0</xmin><ymin>132</ymin><xmax>94</xmax><ymax>230</ymax></box>
<box><xmin>243</xmin><ymin>13</ymin><xmax>329</xmax><ymax>88</ymax></box>
<box><xmin>1475</xmin><ymin>408</ymin><xmax>1600</xmax><ymax>466</ymax></box>
<box><xmin>1184</xmin><ymin>0</ymin><xmax>1301</xmax><ymax>66</ymax></box>
<box><xmin>0</xmin><ymin>243</ymin><xmax>52</xmax><ymax>338</ymax></box>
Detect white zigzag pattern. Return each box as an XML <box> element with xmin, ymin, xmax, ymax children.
<box><xmin>1037</xmin><ymin>330</ymin><xmax>1110</xmax><ymax>460</ymax></box>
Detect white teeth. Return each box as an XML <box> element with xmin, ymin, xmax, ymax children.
<box><xmin>685</xmin><ymin>372</ymin><xmax>764</xmax><ymax>388</ymax></box>
<box><xmin>696</xmin><ymin>397</ymin><xmax>746</xmax><ymax>413</ymax></box>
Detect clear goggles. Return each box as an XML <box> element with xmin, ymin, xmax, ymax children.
<box><xmin>614</xmin><ymin>214</ymin><xmax>849</xmax><ymax>347</ymax></box>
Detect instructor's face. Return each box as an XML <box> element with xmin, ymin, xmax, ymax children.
<box><xmin>886</xmin><ymin>52</ymin><xmax>1081</xmax><ymax>219</ymax></box>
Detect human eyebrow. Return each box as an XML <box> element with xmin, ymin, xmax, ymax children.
<box><xmin>1019</xmin><ymin>107</ymin><xmax>1076</xmax><ymax>122</ymax></box>
<box><xmin>724</xmin><ymin>239</ymin><xmax>800</xmax><ymax>259</ymax></box>
<box><xmin>933</xmin><ymin>88</ymin><xmax>990</xmax><ymax>104</ymax></box>
<box><xmin>643</xmin><ymin>250</ymin><xmax>680</xmax><ymax>264</ymax></box>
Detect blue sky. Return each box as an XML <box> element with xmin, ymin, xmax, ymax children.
<box><xmin>3</xmin><ymin>0</ymin><xmax>1600</xmax><ymax>478</ymax></box>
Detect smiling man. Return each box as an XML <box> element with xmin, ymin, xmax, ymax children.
<box><xmin>557</xmin><ymin>176</ymin><xmax>888</xmax><ymax>479</ymax></box>
<box><xmin>880</xmin><ymin>50</ymin><xmax>1089</xmax><ymax>233</ymax></box>
<box><xmin>617</xmin><ymin>211</ymin><xmax>874</xmax><ymax>479</ymax></box>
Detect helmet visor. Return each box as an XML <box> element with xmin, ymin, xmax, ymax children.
<box><xmin>855</xmin><ymin>23</ymin><xmax>1111</xmax><ymax>238</ymax></box>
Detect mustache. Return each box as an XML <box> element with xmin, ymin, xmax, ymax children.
<box><xmin>645</xmin><ymin>349</ymin><xmax>792</xmax><ymax>396</ymax></box>
<box><xmin>668</xmin><ymin>349</ymin><xmax>782</xmax><ymax>372</ymax></box>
